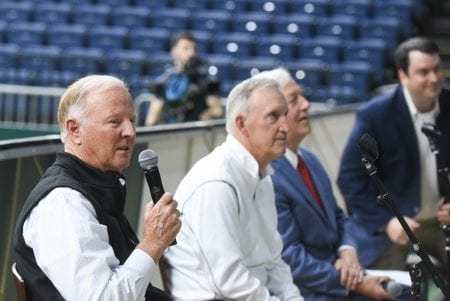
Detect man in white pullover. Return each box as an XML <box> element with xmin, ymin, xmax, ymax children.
<box><xmin>164</xmin><ymin>77</ymin><xmax>303</xmax><ymax>300</ymax></box>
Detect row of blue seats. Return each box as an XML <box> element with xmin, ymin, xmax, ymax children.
<box><xmin>0</xmin><ymin>16</ymin><xmax>402</xmax><ymax>52</ymax></box>
<box><xmin>0</xmin><ymin>32</ymin><xmax>387</xmax><ymax>82</ymax></box>
<box><xmin>3</xmin><ymin>0</ymin><xmax>422</xmax><ymax>20</ymax></box>
<box><xmin>0</xmin><ymin>65</ymin><xmax>368</xmax><ymax>126</ymax></box>
<box><xmin>0</xmin><ymin>2</ymin><xmax>412</xmax><ymax>41</ymax></box>
<box><xmin>0</xmin><ymin>50</ymin><xmax>374</xmax><ymax>101</ymax></box>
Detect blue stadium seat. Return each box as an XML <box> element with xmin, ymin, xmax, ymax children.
<box><xmin>133</xmin><ymin>0</ymin><xmax>171</xmax><ymax>8</ymax></box>
<box><xmin>331</xmin><ymin>0</ymin><xmax>372</xmax><ymax>18</ymax></box>
<box><xmin>0</xmin><ymin>43</ymin><xmax>19</xmax><ymax>68</ymax></box>
<box><xmin>87</xmin><ymin>26</ymin><xmax>128</xmax><ymax>51</ymax></box>
<box><xmin>60</xmin><ymin>0</ymin><xmax>96</xmax><ymax>4</ymax></box>
<box><xmin>290</xmin><ymin>0</ymin><xmax>331</xmax><ymax>16</ymax></box>
<box><xmin>36</xmin><ymin>70</ymin><xmax>77</xmax><ymax>88</ymax></box>
<box><xmin>47</xmin><ymin>24</ymin><xmax>87</xmax><ymax>49</ymax></box>
<box><xmin>300</xmin><ymin>36</ymin><xmax>342</xmax><ymax>62</ymax></box>
<box><xmin>34</xmin><ymin>3</ymin><xmax>72</xmax><ymax>25</ymax></box>
<box><xmin>73</xmin><ymin>4</ymin><xmax>111</xmax><ymax>27</ymax></box>
<box><xmin>373</xmin><ymin>1</ymin><xmax>414</xmax><ymax>37</ymax></box>
<box><xmin>254</xmin><ymin>34</ymin><xmax>298</xmax><ymax>61</ymax></box>
<box><xmin>146</xmin><ymin>51</ymin><xmax>172</xmax><ymax>76</ymax></box>
<box><xmin>231</xmin><ymin>12</ymin><xmax>273</xmax><ymax>35</ymax></box>
<box><xmin>0</xmin><ymin>68</ymin><xmax>34</xmax><ymax>86</ymax></box>
<box><xmin>316</xmin><ymin>15</ymin><xmax>357</xmax><ymax>40</ymax></box>
<box><xmin>248</xmin><ymin>0</ymin><xmax>289</xmax><ymax>15</ymax></box>
<box><xmin>358</xmin><ymin>17</ymin><xmax>400</xmax><ymax>53</ymax></box>
<box><xmin>110</xmin><ymin>5</ymin><xmax>151</xmax><ymax>28</ymax></box>
<box><xmin>18</xmin><ymin>45</ymin><xmax>61</xmax><ymax>72</ymax></box>
<box><xmin>328</xmin><ymin>60</ymin><xmax>372</xmax><ymax>99</ymax></box>
<box><xmin>272</xmin><ymin>13</ymin><xmax>314</xmax><ymax>38</ymax></box>
<box><xmin>0</xmin><ymin>2</ymin><xmax>33</xmax><ymax>23</ymax></box>
<box><xmin>209</xmin><ymin>0</ymin><xmax>249</xmax><ymax>13</ymax></box>
<box><xmin>286</xmin><ymin>59</ymin><xmax>327</xmax><ymax>98</ymax></box>
<box><xmin>150</xmin><ymin>8</ymin><xmax>190</xmax><ymax>31</ymax></box>
<box><xmin>234</xmin><ymin>56</ymin><xmax>280</xmax><ymax>81</ymax></box>
<box><xmin>171</xmin><ymin>0</ymin><xmax>210</xmax><ymax>10</ymax></box>
<box><xmin>313</xmin><ymin>85</ymin><xmax>358</xmax><ymax>105</ymax></box>
<box><xmin>128</xmin><ymin>27</ymin><xmax>170</xmax><ymax>53</ymax></box>
<box><xmin>7</xmin><ymin>22</ymin><xmax>47</xmax><ymax>47</ymax></box>
<box><xmin>189</xmin><ymin>30</ymin><xmax>212</xmax><ymax>54</ymax></box>
<box><xmin>61</xmin><ymin>47</ymin><xmax>104</xmax><ymax>75</ymax></box>
<box><xmin>191</xmin><ymin>10</ymin><xmax>231</xmax><ymax>33</ymax></box>
<box><xmin>96</xmin><ymin>0</ymin><xmax>130</xmax><ymax>6</ymax></box>
<box><xmin>210</xmin><ymin>32</ymin><xmax>254</xmax><ymax>58</ymax></box>
<box><xmin>0</xmin><ymin>21</ymin><xmax>6</xmax><ymax>43</ymax></box>
<box><xmin>106</xmin><ymin>49</ymin><xmax>147</xmax><ymax>78</ymax></box>
<box><xmin>127</xmin><ymin>74</ymin><xmax>153</xmax><ymax>98</ymax></box>
<box><xmin>206</xmin><ymin>53</ymin><xmax>237</xmax><ymax>83</ymax></box>
<box><xmin>343</xmin><ymin>38</ymin><xmax>386</xmax><ymax>84</ymax></box>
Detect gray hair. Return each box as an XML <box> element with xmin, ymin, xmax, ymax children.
<box><xmin>57</xmin><ymin>75</ymin><xmax>128</xmax><ymax>143</ymax></box>
<box><xmin>251</xmin><ymin>67</ymin><xmax>293</xmax><ymax>88</ymax></box>
<box><xmin>225</xmin><ymin>77</ymin><xmax>280</xmax><ymax>133</ymax></box>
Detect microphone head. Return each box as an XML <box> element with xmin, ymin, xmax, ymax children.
<box><xmin>358</xmin><ymin>133</ymin><xmax>379</xmax><ymax>162</ymax></box>
<box><xmin>138</xmin><ymin>149</ymin><xmax>158</xmax><ymax>170</ymax></box>
<box><xmin>383</xmin><ymin>280</ymin><xmax>402</xmax><ymax>298</ymax></box>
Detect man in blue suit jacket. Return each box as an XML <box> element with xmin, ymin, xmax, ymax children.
<box><xmin>338</xmin><ymin>37</ymin><xmax>450</xmax><ymax>270</ymax></box>
<box><xmin>255</xmin><ymin>68</ymin><xmax>403</xmax><ymax>300</ymax></box>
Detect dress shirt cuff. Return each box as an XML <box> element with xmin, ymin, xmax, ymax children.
<box><xmin>337</xmin><ymin>245</ymin><xmax>356</xmax><ymax>252</ymax></box>
<box><xmin>125</xmin><ymin>248</ymin><xmax>157</xmax><ymax>283</ymax></box>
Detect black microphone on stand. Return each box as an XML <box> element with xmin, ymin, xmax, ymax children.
<box><xmin>358</xmin><ymin>133</ymin><xmax>450</xmax><ymax>299</ymax></box>
<box><xmin>138</xmin><ymin>149</ymin><xmax>177</xmax><ymax>245</ymax></box>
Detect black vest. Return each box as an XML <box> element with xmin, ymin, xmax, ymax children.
<box><xmin>13</xmin><ymin>152</ymin><xmax>171</xmax><ymax>300</ymax></box>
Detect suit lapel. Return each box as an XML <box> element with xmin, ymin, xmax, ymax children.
<box><xmin>393</xmin><ymin>87</ymin><xmax>419</xmax><ymax>166</ymax></box>
<box><xmin>278</xmin><ymin>157</ymin><xmax>329</xmax><ymax>222</ymax></box>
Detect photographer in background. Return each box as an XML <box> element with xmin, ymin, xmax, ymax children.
<box><xmin>145</xmin><ymin>32</ymin><xmax>223</xmax><ymax>125</ymax></box>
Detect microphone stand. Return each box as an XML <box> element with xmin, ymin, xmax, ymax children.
<box><xmin>421</xmin><ymin>122</ymin><xmax>450</xmax><ymax>287</ymax></box>
<box><xmin>409</xmin><ymin>262</ymin><xmax>423</xmax><ymax>301</ymax></box>
<box><xmin>359</xmin><ymin>134</ymin><xmax>450</xmax><ymax>299</ymax></box>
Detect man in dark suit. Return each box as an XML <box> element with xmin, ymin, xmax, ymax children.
<box><xmin>256</xmin><ymin>68</ymin><xmax>408</xmax><ymax>300</ymax></box>
<box><xmin>338</xmin><ymin>36</ymin><xmax>450</xmax><ymax>271</ymax></box>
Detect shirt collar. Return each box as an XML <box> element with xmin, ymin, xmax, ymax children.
<box><xmin>403</xmin><ymin>87</ymin><xmax>440</xmax><ymax>120</ymax></box>
<box><xmin>285</xmin><ymin>147</ymin><xmax>298</xmax><ymax>169</ymax></box>
<box><xmin>226</xmin><ymin>134</ymin><xmax>274</xmax><ymax>178</ymax></box>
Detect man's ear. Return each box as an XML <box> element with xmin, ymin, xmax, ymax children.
<box><xmin>235</xmin><ymin>114</ymin><xmax>248</xmax><ymax>136</ymax></box>
<box><xmin>67</xmin><ymin>119</ymin><xmax>81</xmax><ymax>143</ymax></box>
<box><xmin>398</xmin><ymin>69</ymin><xmax>408</xmax><ymax>84</ymax></box>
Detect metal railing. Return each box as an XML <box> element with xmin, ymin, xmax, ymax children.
<box><xmin>0</xmin><ymin>84</ymin><xmax>65</xmax><ymax>128</ymax></box>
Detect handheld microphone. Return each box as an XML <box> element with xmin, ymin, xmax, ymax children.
<box><xmin>138</xmin><ymin>149</ymin><xmax>177</xmax><ymax>245</ymax></box>
<box><xmin>382</xmin><ymin>280</ymin><xmax>402</xmax><ymax>299</ymax></box>
<box><xmin>138</xmin><ymin>149</ymin><xmax>165</xmax><ymax>203</ymax></box>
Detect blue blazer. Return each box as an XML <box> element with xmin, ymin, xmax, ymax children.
<box><xmin>272</xmin><ymin>147</ymin><xmax>359</xmax><ymax>301</ymax></box>
<box><xmin>337</xmin><ymin>85</ymin><xmax>450</xmax><ymax>267</ymax></box>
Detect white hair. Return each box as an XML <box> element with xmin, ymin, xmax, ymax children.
<box><xmin>225</xmin><ymin>77</ymin><xmax>280</xmax><ymax>133</ymax></box>
<box><xmin>57</xmin><ymin>75</ymin><xmax>128</xmax><ymax>142</ymax></box>
<box><xmin>252</xmin><ymin>67</ymin><xmax>293</xmax><ymax>88</ymax></box>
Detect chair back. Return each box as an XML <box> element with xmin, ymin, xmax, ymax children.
<box><xmin>12</xmin><ymin>262</ymin><xmax>27</xmax><ymax>301</ymax></box>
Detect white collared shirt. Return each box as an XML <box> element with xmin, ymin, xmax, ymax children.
<box><xmin>403</xmin><ymin>87</ymin><xmax>440</xmax><ymax>219</ymax></box>
<box><xmin>23</xmin><ymin>187</ymin><xmax>157</xmax><ymax>301</ymax></box>
<box><xmin>164</xmin><ymin>135</ymin><xmax>303</xmax><ymax>301</ymax></box>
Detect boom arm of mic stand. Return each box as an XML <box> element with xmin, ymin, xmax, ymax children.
<box><xmin>421</xmin><ymin>125</ymin><xmax>450</xmax><ymax>203</ymax></box>
<box><xmin>361</xmin><ymin>155</ymin><xmax>450</xmax><ymax>299</ymax></box>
